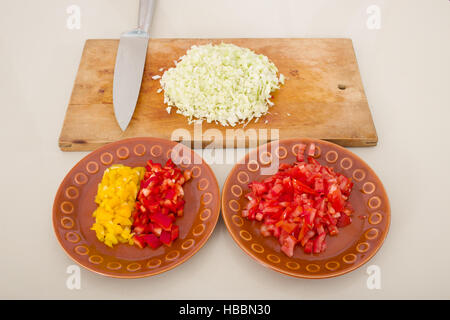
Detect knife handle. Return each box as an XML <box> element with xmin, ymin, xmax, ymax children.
<box><xmin>138</xmin><ymin>0</ymin><xmax>156</xmax><ymax>34</ymax></box>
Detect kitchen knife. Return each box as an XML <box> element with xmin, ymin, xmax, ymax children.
<box><xmin>113</xmin><ymin>0</ymin><xmax>156</xmax><ymax>131</ymax></box>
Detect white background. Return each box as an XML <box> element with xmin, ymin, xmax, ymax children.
<box><xmin>0</xmin><ymin>0</ymin><xmax>449</xmax><ymax>299</ymax></box>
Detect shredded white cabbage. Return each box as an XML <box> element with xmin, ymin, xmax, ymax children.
<box><xmin>159</xmin><ymin>43</ymin><xmax>283</xmax><ymax>126</ymax></box>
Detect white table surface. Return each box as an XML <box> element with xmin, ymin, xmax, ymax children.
<box><xmin>1</xmin><ymin>0</ymin><xmax>449</xmax><ymax>299</ymax></box>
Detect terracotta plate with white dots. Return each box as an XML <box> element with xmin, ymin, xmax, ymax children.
<box><xmin>53</xmin><ymin>137</ymin><xmax>220</xmax><ymax>278</ymax></box>
<box><xmin>222</xmin><ymin>138</ymin><xmax>390</xmax><ymax>279</ymax></box>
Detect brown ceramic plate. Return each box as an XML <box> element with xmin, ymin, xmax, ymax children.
<box><xmin>53</xmin><ymin>137</ymin><xmax>220</xmax><ymax>278</ymax></box>
<box><xmin>222</xmin><ymin>138</ymin><xmax>390</xmax><ymax>279</ymax></box>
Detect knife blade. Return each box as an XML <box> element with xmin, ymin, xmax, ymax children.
<box><xmin>113</xmin><ymin>0</ymin><xmax>156</xmax><ymax>131</ymax></box>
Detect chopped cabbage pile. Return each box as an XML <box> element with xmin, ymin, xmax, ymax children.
<box><xmin>159</xmin><ymin>43</ymin><xmax>284</xmax><ymax>126</ymax></box>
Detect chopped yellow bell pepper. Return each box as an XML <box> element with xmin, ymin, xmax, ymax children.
<box><xmin>90</xmin><ymin>164</ymin><xmax>144</xmax><ymax>248</ymax></box>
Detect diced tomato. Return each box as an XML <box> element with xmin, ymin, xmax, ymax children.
<box><xmin>280</xmin><ymin>222</ymin><xmax>297</xmax><ymax>234</ymax></box>
<box><xmin>307</xmin><ymin>143</ymin><xmax>316</xmax><ymax>157</ymax></box>
<box><xmin>292</xmin><ymin>179</ymin><xmax>318</xmax><ymax>196</ymax></box>
<box><xmin>316</xmin><ymin>224</ymin><xmax>325</xmax><ymax>235</ymax></box>
<box><xmin>250</xmin><ymin>182</ymin><xmax>268</xmax><ymax>196</ymax></box>
<box><xmin>328</xmin><ymin>224</ymin><xmax>339</xmax><ymax>236</ymax></box>
<box><xmin>292</xmin><ymin>206</ymin><xmax>303</xmax><ymax>217</ymax></box>
<box><xmin>301</xmin><ymin>229</ymin><xmax>314</xmax><ymax>246</ymax></box>
<box><xmin>337</xmin><ymin>214</ymin><xmax>352</xmax><ymax>228</ymax></box>
<box><xmin>281</xmin><ymin>235</ymin><xmax>297</xmax><ymax>257</ymax></box>
<box><xmin>260</xmin><ymin>224</ymin><xmax>271</xmax><ymax>237</ymax></box>
<box><xmin>304</xmin><ymin>240</ymin><xmax>313</xmax><ymax>254</ymax></box>
<box><xmin>314</xmin><ymin>178</ymin><xmax>324</xmax><ymax>193</ymax></box>
<box><xmin>297</xmin><ymin>219</ymin><xmax>308</xmax><ymax>242</ymax></box>
<box><xmin>242</xmin><ymin>150</ymin><xmax>354</xmax><ymax>256</ymax></box>
<box><xmin>305</xmin><ymin>208</ymin><xmax>317</xmax><ymax>226</ymax></box>
<box><xmin>328</xmin><ymin>184</ymin><xmax>345</xmax><ymax>212</ymax></box>
<box><xmin>183</xmin><ymin>170</ymin><xmax>192</xmax><ymax>181</ymax></box>
<box><xmin>271</xmin><ymin>184</ymin><xmax>284</xmax><ymax>196</ymax></box>
<box><xmin>313</xmin><ymin>233</ymin><xmax>326</xmax><ymax>254</ymax></box>
<box><xmin>296</xmin><ymin>143</ymin><xmax>307</xmax><ymax>162</ymax></box>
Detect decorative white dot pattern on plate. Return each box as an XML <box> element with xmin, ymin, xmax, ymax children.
<box><xmin>86</xmin><ymin>161</ymin><xmax>99</xmax><ymax>174</ymax></box>
<box><xmin>200</xmin><ymin>208</ymin><xmax>212</xmax><ymax>221</ymax></box>
<box><xmin>181</xmin><ymin>239</ymin><xmax>195</xmax><ymax>250</ymax></box>
<box><xmin>259</xmin><ymin>152</ymin><xmax>272</xmax><ymax>165</ymax></box>
<box><xmin>151</xmin><ymin>145</ymin><xmax>162</xmax><ymax>157</ymax></box>
<box><xmin>147</xmin><ymin>259</ymin><xmax>162</xmax><ymax>269</ymax></box>
<box><xmin>239</xmin><ymin>230</ymin><xmax>252</xmax><ymax>241</ymax></box>
<box><xmin>275</xmin><ymin>146</ymin><xmax>288</xmax><ymax>159</ymax></box>
<box><xmin>356</xmin><ymin>242</ymin><xmax>370</xmax><ymax>253</ymax></box>
<box><xmin>286</xmin><ymin>261</ymin><xmax>300</xmax><ymax>270</ymax></box>
<box><xmin>192</xmin><ymin>224</ymin><xmax>206</xmax><ymax>237</ymax></box>
<box><xmin>201</xmin><ymin>193</ymin><xmax>213</xmax><ymax>205</ymax></box>
<box><xmin>343</xmin><ymin>253</ymin><xmax>357</xmax><ymax>264</ymax></box>
<box><xmin>267</xmin><ymin>254</ymin><xmax>281</xmax><ymax>264</ymax></box>
<box><xmin>352</xmin><ymin>169</ymin><xmax>366</xmax><ymax>182</ymax></box>
<box><xmin>365</xmin><ymin>228</ymin><xmax>379</xmax><ymax>240</ymax></box>
<box><xmin>231</xmin><ymin>185</ymin><xmax>243</xmax><ymax>197</ymax></box>
<box><xmin>197</xmin><ymin>178</ymin><xmax>209</xmax><ymax>191</ymax></box>
<box><xmin>306</xmin><ymin>264</ymin><xmax>320</xmax><ymax>273</ymax></box>
<box><xmin>133</xmin><ymin>144</ymin><xmax>146</xmax><ymax>156</ymax></box>
<box><xmin>325</xmin><ymin>261</ymin><xmax>340</xmax><ymax>271</ymax></box>
<box><xmin>340</xmin><ymin>157</ymin><xmax>353</xmax><ymax>170</ymax></box>
<box><xmin>100</xmin><ymin>152</ymin><xmax>113</xmax><ymax>165</ymax></box>
<box><xmin>251</xmin><ymin>243</ymin><xmax>264</xmax><ymax>253</ymax></box>
<box><xmin>116</xmin><ymin>146</ymin><xmax>130</xmax><ymax>160</ymax></box>
<box><xmin>191</xmin><ymin>166</ymin><xmax>201</xmax><ymax>178</ymax></box>
<box><xmin>65</xmin><ymin>232</ymin><xmax>80</xmax><ymax>243</ymax></box>
<box><xmin>368</xmin><ymin>196</ymin><xmax>382</xmax><ymax>209</ymax></box>
<box><xmin>74</xmin><ymin>245</ymin><xmax>89</xmax><ymax>256</ymax></box>
<box><xmin>74</xmin><ymin>173</ymin><xmax>88</xmax><ymax>185</ymax></box>
<box><xmin>325</xmin><ymin>150</ymin><xmax>338</xmax><ymax>163</ymax></box>
<box><xmin>369</xmin><ymin>212</ymin><xmax>383</xmax><ymax>225</ymax></box>
<box><xmin>237</xmin><ymin>171</ymin><xmax>250</xmax><ymax>184</ymax></box>
<box><xmin>61</xmin><ymin>217</ymin><xmax>74</xmax><ymax>229</ymax></box>
<box><xmin>228</xmin><ymin>200</ymin><xmax>240</xmax><ymax>212</ymax></box>
<box><xmin>247</xmin><ymin>160</ymin><xmax>259</xmax><ymax>172</ymax></box>
<box><xmin>126</xmin><ymin>263</ymin><xmax>142</xmax><ymax>272</ymax></box>
<box><xmin>165</xmin><ymin>250</ymin><xmax>180</xmax><ymax>261</ymax></box>
<box><xmin>60</xmin><ymin>201</ymin><xmax>74</xmax><ymax>214</ymax></box>
<box><xmin>89</xmin><ymin>255</ymin><xmax>104</xmax><ymax>265</ymax></box>
<box><xmin>362</xmin><ymin>182</ymin><xmax>376</xmax><ymax>194</ymax></box>
<box><xmin>65</xmin><ymin>186</ymin><xmax>79</xmax><ymax>200</ymax></box>
<box><xmin>107</xmin><ymin>262</ymin><xmax>122</xmax><ymax>270</ymax></box>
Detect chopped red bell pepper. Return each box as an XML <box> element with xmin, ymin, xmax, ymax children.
<box><xmin>131</xmin><ymin>159</ymin><xmax>191</xmax><ymax>249</ymax></box>
<box><xmin>142</xmin><ymin>233</ymin><xmax>162</xmax><ymax>249</ymax></box>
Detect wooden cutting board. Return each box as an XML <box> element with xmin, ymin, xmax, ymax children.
<box><xmin>59</xmin><ymin>38</ymin><xmax>377</xmax><ymax>151</ymax></box>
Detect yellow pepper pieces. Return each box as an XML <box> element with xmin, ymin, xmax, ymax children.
<box><xmin>90</xmin><ymin>164</ymin><xmax>144</xmax><ymax>247</ymax></box>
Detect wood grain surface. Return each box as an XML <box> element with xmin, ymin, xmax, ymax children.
<box><xmin>59</xmin><ymin>38</ymin><xmax>377</xmax><ymax>151</ymax></box>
